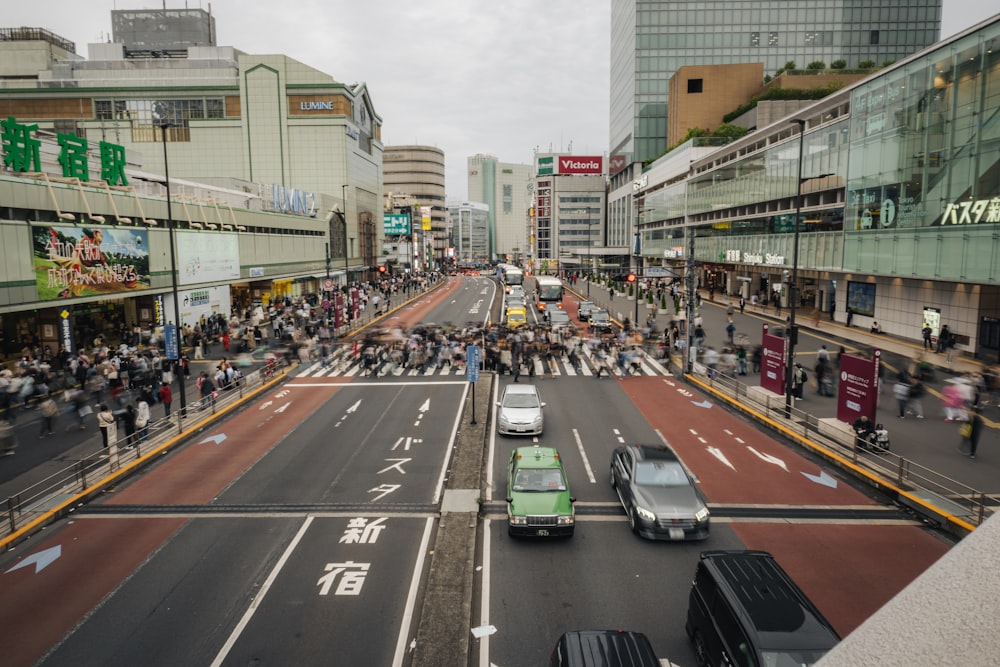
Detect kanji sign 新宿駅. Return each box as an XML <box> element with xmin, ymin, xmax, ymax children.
<box><xmin>2</xmin><ymin>116</ymin><xmax>129</xmax><ymax>186</ymax></box>
<box><xmin>33</xmin><ymin>225</ymin><xmax>151</xmax><ymax>299</ymax></box>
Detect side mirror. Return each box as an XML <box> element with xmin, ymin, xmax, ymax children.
<box><xmin>540</xmin><ymin>402</ymin><xmax>547</xmax><ymax>407</ymax></box>
<box><xmin>569</xmin><ymin>497</ymin><xmax>577</xmax><ymax>503</ymax></box>
<box><xmin>496</xmin><ymin>401</ymin><xmax>501</xmax><ymax>406</ymax></box>
<box><xmin>505</xmin><ymin>496</ymin><xmax>513</xmax><ymax>503</ymax></box>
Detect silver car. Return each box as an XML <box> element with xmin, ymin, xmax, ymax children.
<box><xmin>496</xmin><ymin>384</ymin><xmax>545</xmax><ymax>436</ymax></box>
<box><xmin>610</xmin><ymin>443</ymin><xmax>710</xmax><ymax>540</ymax></box>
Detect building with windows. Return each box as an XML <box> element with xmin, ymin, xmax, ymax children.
<box><xmin>384</xmin><ymin>146</ymin><xmax>445</xmax><ymax>269</ymax></box>
<box><xmin>0</xmin><ymin>9</ymin><xmax>384</xmax><ymax>357</ymax></box>
<box><xmin>634</xmin><ymin>13</ymin><xmax>1000</xmax><ymax>358</ymax></box>
<box><xmin>467</xmin><ymin>154</ymin><xmax>533</xmax><ymax>262</ymax></box>
<box><xmin>446</xmin><ymin>201</ymin><xmax>490</xmax><ymax>266</ymax></box>
<box><xmin>608</xmin><ymin>0</ymin><xmax>944</xmax><ymax>271</ymax></box>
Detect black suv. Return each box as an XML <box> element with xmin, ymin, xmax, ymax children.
<box><xmin>686</xmin><ymin>550</ymin><xmax>840</xmax><ymax>667</ymax></box>
<box><xmin>549</xmin><ymin>630</ymin><xmax>660</xmax><ymax>667</ymax></box>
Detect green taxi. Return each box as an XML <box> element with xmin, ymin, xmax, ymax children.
<box><xmin>506</xmin><ymin>446</ymin><xmax>575</xmax><ymax>537</ymax></box>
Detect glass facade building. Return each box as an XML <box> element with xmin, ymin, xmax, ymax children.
<box><xmin>634</xmin><ymin>14</ymin><xmax>1000</xmax><ymax>358</ymax></box>
<box><xmin>610</xmin><ymin>0</ymin><xmax>944</xmax><ymax>167</ymax></box>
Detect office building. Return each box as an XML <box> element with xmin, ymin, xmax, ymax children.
<box><xmin>467</xmin><ymin>154</ymin><xmax>533</xmax><ymax>262</ymax></box>
<box><xmin>383</xmin><ymin>146</ymin><xmax>446</xmax><ymax>269</ymax></box>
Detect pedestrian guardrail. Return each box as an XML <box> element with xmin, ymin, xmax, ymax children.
<box><xmin>688</xmin><ymin>365</ymin><xmax>989</xmax><ymax>533</ymax></box>
<box><xmin>1</xmin><ymin>364</ymin><xmax>287</xmax><ymax>547</ymax></box>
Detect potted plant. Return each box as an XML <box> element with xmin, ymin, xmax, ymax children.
<box><xmin>647</xmin><ymin>292</ymin><xmax>656</xmax><ymax>310</ymax></box>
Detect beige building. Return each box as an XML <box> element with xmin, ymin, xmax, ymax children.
<box><xmin>666</xmin><ymin>63</ymin><xmax>765</xmax><ymax>147</ymax></box>
<box><xmin>383</xmin><ymin>146</ymin><xmax>446</xmax><ymax>268</ymax></box>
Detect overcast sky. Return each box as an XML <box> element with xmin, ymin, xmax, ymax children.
<box><xmin>5</xmin><ymin>1</ymin><xmax>997</xmax><ymax>200</ymax></box>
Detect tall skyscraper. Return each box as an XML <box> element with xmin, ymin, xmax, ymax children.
<box><xmin>467</xmin><ymin>154</ymin><xmax>534</xmax><ymax>261</ymax></box>
<box><xmin>610</xmin><ymin>0</ymin><xmax>944</xmax><ymax>169</ymax></box>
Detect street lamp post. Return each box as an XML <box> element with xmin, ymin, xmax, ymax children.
<box><xmin>156</xmin><ymin>112</ymin><xmax>187</xmax><ymax>414</ymax></box>
<box><xmin>784</xmin><ymin>118</ymin><xmax>833</xmax><ymax>417</ymax></box>
<box><xmin>341</xmin><ymin>184</ymin><xmax>349</xmax><ymax>285</ymax></box>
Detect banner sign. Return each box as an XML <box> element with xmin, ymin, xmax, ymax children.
<box><xmin>760</xmin><ymin>323</ymin><xmax>786</xmax><ymax>395</ymax></box>
<box><xmin>350</xmin><ymin>288</ymin><xmax>361</xmax><ymax>320</ymax></box>
<box><xmin>164</xmin><ymin>324</ymin><xmax>179</xmax><ymax>360</ymax></box>
<box><xmin>33</xmin><ymin>225</ymin><xmax>150</xmax><ymax>300</ymax></box>
<box><xmin>837</xmin><ymin>350</ymin><xmax>880</xmax><ymax>423</ymax></box>
<box><xmin>177</xmin><ymin>231</ymin><xmax>240</xmax><ymax>285</ymax></box>
<box><xmin>58</xmin><ymin>308</ymin><xmax>75</xmax><ymax>355</ymax></box>
<box><xmin>384</xmin><ymin>213</ymin><xmax>411</xmax><ymax>235</ymax></box>
<box><xmin>334</xmin><ymin>292</ymin><xmax>345</xmax><ymax>328</ymax></box>
<box><xmin>466</xmin><ymin>345</ymin><xmax>481</xmax><ymax>382</ymax></box>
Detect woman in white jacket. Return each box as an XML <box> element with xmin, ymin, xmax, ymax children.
<box><xmin>135</xmin><ymin>399</ymin><xmax>150</xmax><ymax>443</ymax></box>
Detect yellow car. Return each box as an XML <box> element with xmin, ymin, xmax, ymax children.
<box><xmin>506</xmin><ymin>306</ymin><xmax>528</xmax><ymax>329</ymax></box>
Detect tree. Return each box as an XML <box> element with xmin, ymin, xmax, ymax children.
<box><xmin>660</xmin><ymin>293</ymin><xmax>668</xmax><ymax>311</ymax></box>
<box><xmin>830</xmin><ymin>59</ymin><xmax>847</xmax><ymax>70</ymax></box>
<box><xmin>784</xmin><ymin>60</ymin><xmax>797</xmax><ymax>72</ymax></box>
<box><xmin>858</xmin><ymin>60</ymin><xmax>877</xmax><ymax>69</ymax></box>
<box><xmin>806</xmin><ymin>61</ymin><xmax>826</xmax><ymax>70</ymax></box>
<box><xmin>628</xmin><ymin>283</ymin><xmax>634</xmax><ymax>298</ymax></box>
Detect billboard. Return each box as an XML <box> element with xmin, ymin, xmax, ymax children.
<box><xmin>177</xmin><ymin>231</ymin><xmax>240</xmax><ymax>285</ymax></box>
<box><xmin>33</xmin><ymin>224</ymin><xmax>150</xmax><ymax>300</ymax></box>
<box><xmin>384</xmin><ymin>213</ymin><xmax>411</xmax><ymax>235</ymax></box>
<box><xmin>557</xmin><ymin>155</ymin><xmax>604</xmax><ymax>175</ymax></box>
<box><xmin>760</xmin><ymin>323</ymin><xmax>786</xmax><ymax>395</ymax></box>
<box><xmin>837</xmin><ymin>350</ymin><xmax>880</xmax><ymax>423</ymax></box>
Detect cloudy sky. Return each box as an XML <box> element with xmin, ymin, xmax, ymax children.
<box><xmin>5</xmin><ymin>1</ymin><xmax>997</xmax><ymax>200</ymax></box>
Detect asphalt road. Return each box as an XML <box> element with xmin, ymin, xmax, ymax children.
<box><xmin>0</xmin><ymin>276</ymin><xmax>961</xmax><ymax>667</ymax></box>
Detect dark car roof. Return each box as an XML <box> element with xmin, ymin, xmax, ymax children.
<box><xmin>623</xmin><ymin>443</ymin><xmax>680</xmax><ymax>463</ymax></box>
<box><xmin>552</xmin><ymin>630</ymin><xmax>659</xmax><ymax>667</ymax></box>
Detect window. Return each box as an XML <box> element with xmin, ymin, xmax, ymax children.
<box><xmin>750</xmin><ymin>32</ymin><xmax>759</xmax><ymax>47</ymax></box>
<box><xmin>871</xmin><ymin>30</ymin><xmax>880</xmax><ymax>45</ymax></box>
<box><xmin>768</xmin><ymin>32</ymin><xmax>779</xmax><ymax>47</ymax></box>
<box><xmin>688</xmin><ymin>78</ymin><xmax>704</xmax><ymax>94</ymax></box>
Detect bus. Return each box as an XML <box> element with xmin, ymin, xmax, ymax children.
<box><xmin>534</xmin><ymin>275</ymin><xmax>563</xmax><ymax>312</ymax></box>
<box><xmin>501</xmin><ymin>265</ymin><xmax>524</xmax><ymax>293</ymax></box>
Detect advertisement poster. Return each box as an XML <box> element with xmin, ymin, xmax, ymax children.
<box><xmin>350</xmin><ymin>287</ymin><xmax>361</xmax><ymax>321</ymax></box>
<box><xmin>334</xmin><ymin>292</ymin><xmax>345</xmax><ymax>328</ymax></box>
<box><xmin>760</xmin><ymin>323</ymin><xmax>786</xmax><ymax>395</ymax></box>
<box><xmin>837</xmin><ymin>350</ymin><xmax>880</xmax><ymax>423</ymax></box>
<box><xmin>176</xmin><ymin>231</ymin><xmax>240</xmax><ymax>285</ymax></box>
<box><xmin>33</xmin><ymin>225</ymin><xmax>150</xmax><ymax>299</ymax></box>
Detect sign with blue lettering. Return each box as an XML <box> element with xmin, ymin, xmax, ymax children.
<box><xmin>466</xmin><ymin>345</ymin><xmax>481</xmax><ymax>382</ymax></box>
<box><xmin>164</xmin><ymin>324</ymin><xmax>179</xmax><ymax>360</ymax></box>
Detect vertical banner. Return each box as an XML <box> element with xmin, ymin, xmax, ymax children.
<box><xmin>58</xmin><ymin>308</ymin><xmax>75</xmax><ymax>355</ymax></box>
<box><xmin>334</xmin><ymin>292</ymin><xmax>345</xmax><ymax>328</ymax></box>
<box><xmin>164</xmin><ymin>324</ymin><xmax>179</xmax><ymax>360</ymax></box>
<box><xmin>837</xmin><ymin>350</ymin><xmax>880</xmax><ymax>423</ymax></box>
<box><xmin>760</xmin><ymin>323</ymin><xmax>786</xmax><ymax>395</ymax></box>
<box><xmin>154</xmin><ymin>295</ymin><xmax>166</xmax><ymax>326</ymax></box>
<box><xmin>466</xmin><ymin>345</ymin><xmax>481</xmax><ymax>382</ymax></box>
<box><xmin>350</xmin><ymin>288</ymin><xmax>361</xmax><ymax>320</ymax></box>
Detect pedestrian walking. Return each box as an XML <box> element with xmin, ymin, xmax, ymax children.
<box><xmin>893</xmin><ymin>379</ymin><xmax>910</xmax><ymax>418</ymax></box>
<box><xmin>0</xmin><ymin>420</ymin><xmax>17</xmax><ymax>456</ymax></box>
<box><xmin>158</xmin><ymin>383</ymin><xmax>173</xmax><ymax>417</ymax></box>
<box><xmin>739</xmin><ymin>296</ymin><xmax>746</xmax><ymax>314</ymax></box>
<box><xmin>726</xmin><ymin>320</ymin><xmax>736</xmax><ymax>344</ymax></box>
<box><xmin>907</xmin><ymin>378</ymin><xmax>926</xmax><ymax>418</ymax></box>
<box><xmin>38</xmin><ymin>396</ymin><xmax>58</xmax><ymax>437</ymax></box>
<box><xmin>135</xmin><ymin>398</ymin><xmax>150</xmax><ymax>443</ymax></box>
<box><xmin>960</xmin><ymin>407</ymin><xmax>984</xmax><ymax>459</ymax></box>
<box><xmin>846</xmin><ymin>306</ymin><xmax>854</xmax><ymax>327</ymax></box>
<box><xmin>922</xmin><ymin>324</ymin><xmax>933</xmax><ymax>350</ymax></box>
<box><xmin>97</xmin><ymin>404</ymin><xmax>115</xmax><ymax>450</ymax></box>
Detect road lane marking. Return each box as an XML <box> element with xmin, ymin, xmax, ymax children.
<box><xmin>572</xmin><ymin>428</ymin><xmax>597</xmax><ymax>484</ymax></box>
<box><xmin>392</xmin><ymin>517</ymin><xmax>435</xmax><ymax>667</ymax></box>
<box><xmin>211</xmin><ymin>516</ymin><xmax>314</xmax><ymax>667</ymax></box>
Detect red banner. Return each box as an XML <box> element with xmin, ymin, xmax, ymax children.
<box><xmin>760</xmin><ymin>323</ymin><xmax>786</xmax><ymax>395</ymax></box>
<box><xmin>837</xmin><ymin>350</ymin><xmax>880</xmax><ymax>423</ymax></box>
<box><xmin>334</xmin><ymin>292</ymin><xmax>345</xmax><ymax>328</ymax></box>
<box><xmin>557</xmin><ymin>155</ymin><xmax>604</xmax><ymax>174</ymax></box>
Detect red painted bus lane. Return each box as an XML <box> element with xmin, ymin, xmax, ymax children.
<box><xmin>622</xmin><ymin>376</ymin><xmax>952</xmax><ymax>639</ymax></box>
<box><xmin>0</xmin><ymin>383</ymin><xmax>344</xmax><ymax>665</ymax></box>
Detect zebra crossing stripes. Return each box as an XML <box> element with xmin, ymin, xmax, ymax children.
<box><xmin>295</xmin><ymin>350</ymin><xmax>670</xmax><ymax>379</ymax></box>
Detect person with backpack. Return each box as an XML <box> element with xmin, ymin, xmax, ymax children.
<box><xmin>793</xmin><ymin>363</ymin><xmax>808</xmax><ymax>399</ymax></box>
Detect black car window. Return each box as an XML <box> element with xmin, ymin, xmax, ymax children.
<box><xmin>634</xmin><ymin>461</ymin><xmax>687</xmax><ymax>486</ymax></box>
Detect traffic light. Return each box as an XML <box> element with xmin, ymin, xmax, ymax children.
<box><xmin>627</xmin><ymin>273</ymin><xmax>636</xmax><ymax>283</ymax></box>
<box><xmin>378</xmin><ymin>265</ymin><xmax>387</xmax><ymax>274</ymax></box>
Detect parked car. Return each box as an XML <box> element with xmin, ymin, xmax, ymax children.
<box><xmin>577</xmin><ymin>300</ymin><xmax>596</xmax><ymax>321</ymax></box>
<box><xmin>610</xmin><ymin>443</ymin><xmax>710</xmax><ymax>540</ymax></box>
<box><xmin>496</xmin><ymin>383</ymin><xmax>544</xmax><ymax>435</ymax></box>
<box><xmin>506</xmin><ymin>446</ymin><xmax>575</xmax><ymax>537</ymax></box>
<box><xmin>686</xmin><ymin>550</ymin><xmax>840</xmax><ymax>667</ymax></box>
<box><xmin>589</xmin><ymin>309</ymin><xmax>612</xmax><ymax>333</ymax></box>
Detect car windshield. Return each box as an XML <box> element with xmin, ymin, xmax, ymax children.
<box><xmin>592</xmin><ymin>310</ymin><xmax>609</xmax><ymax>321</ymax></box>
<box><xmin>503</xmin><ymin>392</ymin><xmax>539</xmax><ymax>408</ymax></box>
<box><xmin>550</xmin><ymin>312</ymin><xmax>570</xmax><ymax>322</ymax></box>
<box><xmin>513</xmin><ymin>468</ymin><xmax>566</xmax><ymax>492</ymax></box>
<box><xmin>634</xmin><ymin>461</ymin><xmax>688</xmax><ymax>486</ymax></box>
<box><xmin>508</xmin><ymin>312</ymin><xmax>525</xmax><ymax>322</ymax></box>
<box><xmin>761</xmin><ymin>649</ymin><xmax>830</xmax><ymax>667</ymax></box>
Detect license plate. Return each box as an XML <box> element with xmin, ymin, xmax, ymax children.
<box><xmin>669</xmin><ymin>527</ymin><xmax>685</xmax><ymax>540</ymax></box>
<box><xmin>536</xmin><ymin>529</ymin><xmax>550</xmax><ymax>537</ymax></box>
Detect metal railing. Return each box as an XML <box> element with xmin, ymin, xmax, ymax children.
<box><xmin>1</xmin><ymin>364</ymin><xmax>286</xmax><ymax>544</ymax></box>
<box><xmin>688</xmin><ymin>364</ymin><xmax>990</xmax><ymax>531</ymax></box>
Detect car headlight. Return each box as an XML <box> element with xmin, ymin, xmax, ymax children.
<box><xmin>557</xmin><ymin>515</ymin><xmax>575</xmax><ymax>525</ymax></box>
<box><xmin>532</xmin><ymin>415</ymin><xmax>543</xmax><ymax>425</ymax></box>
<box><xmin>635</xmin><ymin>506</ymin><xmax>656</xmax><ymax>521</ymax></box>
<box><xmin>694</xmin><ymin>506</ymin><xmax>710</xmax><ymax>523</ymax></box>
<box><xmin>509</xmin><ymin>515</ymin><xmax>527</xmax><ymax>525</ymax></box>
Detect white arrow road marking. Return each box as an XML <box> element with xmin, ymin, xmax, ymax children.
<box><xmin>746</xmin><ymin>446</ymin><xmax>789</xmax><ymax>472</ymax></box>
<box><xmin>706</xmin><ymin>446</ymin><xmax>737</xmax><ymax>471</ymax></box>
<box><xmin>691</xmin><ymin>399</ymin><xmax>712</xmax><ymax>409</ymax></box>
<box><xmin>199</xmin><ymin>434</ymin><xmax>227</xmax><ymax>445</ymax></box>
<box><xmin>346</xmin><ymin>399</ymin><xmax>362</xmax><ymax>413</ymax></box>
<box><xmin>5</xmin><ymin>545</ymin><xmax>62</xmax><ymax>574</ymax></box>
<box><xmin>802</xmin><ymin>470</ymin><xmax>839</xmax><ymax>488</ymax></box>
<box><xmin>419</xmin><ymin>399</ymin><xmax>430</xmax><ymax>412</ymax></box>
<box><xmin>273</xmin><ymin>402</ymin><xmax>291</xmax><ymax>413</ymax></box>
<box><xmin>259</xmin><ymin>401</ymin><xmax>273</xmax><ymax>410</ymax></box>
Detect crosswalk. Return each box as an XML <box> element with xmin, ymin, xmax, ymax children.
<box><xmin>295</xmin><ymin>347</ymin><xmax>672</xmax><ymax>379</ymax></box>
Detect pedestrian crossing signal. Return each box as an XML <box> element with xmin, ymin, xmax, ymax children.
<box><xmin>378</xmin><ymin>265</ymin><xmax>387</xmax><ymax>273</ymax></box>
<box><xmin>627</xmin><ymin>273</ymin><xmax>636</xmax><ymax>282</ymax></box>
